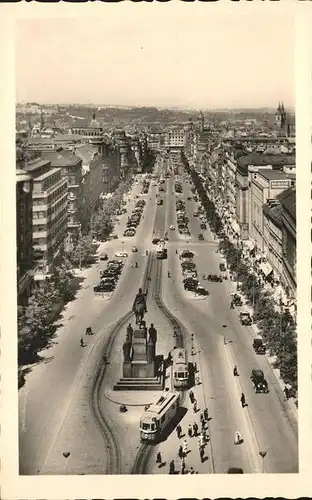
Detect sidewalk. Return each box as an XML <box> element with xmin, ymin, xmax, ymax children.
<box><xmin>216</xmin><ymin>250</ymin><xmax>298</xmax><ymax>422</ymax></box>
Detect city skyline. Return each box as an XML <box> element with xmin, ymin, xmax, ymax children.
<box><xmin>16</xmin><ymin>11</ymin><xmax>294</xmax><ymax>109</ymax></box>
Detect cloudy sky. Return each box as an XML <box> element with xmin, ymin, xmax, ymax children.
<box><xmin>15</xmin><ymin>7</ymin><xmax>294</xmax><ymax>109</ymax></box>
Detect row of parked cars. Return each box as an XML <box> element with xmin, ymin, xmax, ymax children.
<box><xmin>141</xmin><ymin>180</ymin><xmax>150</xmax><ymax>194</ymax></box>
<box><xmin>123</xmin><ymin>198</ymin><xmax>146</xmax><ymax>237</ymax></box>
<box><xmin>180</xmin><ymin>250</ymin><xmax>209</xmax><ymax>296</ymax></box>
<box><xmin>176</xmin><ymin>199</ymin><xmax>191</xmax><ymax>236</ymax></box>
<box><xmin>93</xmin><ymin>259</ymin><xmax>124</xmax><ymax>293</ymax></box>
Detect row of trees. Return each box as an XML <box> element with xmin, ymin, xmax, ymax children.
<box><xmin>182</xmin><ymin>155</ymin><xmax>297</xmax><ymax>390</ymax></box>
<box><xmin>18</xmin><ymin>174</ymin><xmax>136</xmax><ymax>373</ymax></box>
<box><xmin>18</xmin><ymin>260</ymin><xmax>75</xmax><ymax>367</ymax></box>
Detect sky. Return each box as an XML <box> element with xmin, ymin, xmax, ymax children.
<box><xmin>15</xmin><ymin>9</ymin><xmax>294</xmax><ymax>109</ymax></box>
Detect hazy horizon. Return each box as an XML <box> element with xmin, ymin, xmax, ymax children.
<box><xmin>16</xmin><ymin>11</ymin><xmax>294</xmax><ymax>109</ymax></box>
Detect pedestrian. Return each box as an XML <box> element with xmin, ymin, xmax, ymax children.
<box><xmin>200</xmin><ymin>447</ymin><xmax>205</xmax><ymax>463</ymax></box>
<box><xmin>169</xmin><ymin>460</ymin><xmax>175</xmax><ymax>474</ymax></box>
<box><xmin>196</xmin><ymin>375</ymin><xmax>200</xmax><ymax>385</ymax></box>
<box><xmin>193</xmin><ymin>422</ymin><xmax>198</xmax><ymax>436</ymax></box>
<box><xmin>234</xmin><ymin>430</ymin><xmax>242</xmax><ymax>445</ymax></box>
<box><xmin>284</xmin><ymin>386</ymin><xmax>289</xmax><ymax>400</ymax></box>
<box><xmin>188</xmin><ymin>424</ymin><xmax>193</xmax><ymax>438</ymax></box>
<box><xmin>190</xmin><ymin>466</ymin><xmax>195</xmax><ymax>474</ymax></box>
<box><xmin>80</xmin><ymin>338</ymin><xmax>84</xmax><ymax>347</ymax></box>
<box><xmin>197</xmin><ymin>436</ymin><xmax>202</xmax><ymax>449</ymax></box>
<box><xmin>182</xmin><ymin>440</ymin><xmax>188</xmax><ymax>454</ymax></box>
<box><xmin>156</xmin><ymin>452</ymin><xmax>162</xmax><ymax>464</ymax></box>
<box><xmin>200</xmin><ymin>412</ymin><xmax>204</xmax><ymax>424</ymax></box>
<box><xmin>178</xmin><ymin>445</ymin><xmax>183</xmax><ymax>458</ymax></box>
<box><xmin>201</xmin><ymin>419</ymin><xmax>205</xmax><ymax>430</ymax></box>
<box><xmin>176</xmin><ymin>249</ymin><xmax>178</xmax><ymax>254</ymax></box>
<box><xmin>233</xmin><ymin>365</ymin><xmax>238</xmax><ymax>377</ymax></box>
<box><xmin>189</xmin><ymin>390</ymin><xmax>194</xmax><ymax>404</ymax></box>
<box><xmin>200</xmin><ymin>433</ymin><xmax>205</xmax><ymax>448</ymax></box>
<box><xmin>203</xmin><ymin>408</ymin><xmax>209</xmax><ymax>421</ymax></box>
<box><xmin>176</xmin><ymin>424</ymin><xmax>182</xmax><ymax>438</ymax></box>
<box><xmin>240</xmin><ymin>392</ymin><xmax>246</xmax><ymax>408</ymax></box>
<box><xmin>194</xmin><ymin>362</ymin><xmax>197</xmax><ymax>373</ymax></box>
<box><xmin>202</xmin><ymin>428</ymin><xmax>208</xmax><ymax>442</ymax></box>
<box><xmin>193</xmin><ymin>400</ymin><xmax>197</xmax><ymax>413</ymax></box>
<box><xmin>181</xmin><ymin>459</ymin><xmax>186</xmax><ymax>475</ymax></box>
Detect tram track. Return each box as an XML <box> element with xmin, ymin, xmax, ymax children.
<box><xmin>131</xmin><ymin>254</ymin><xmax>189</xmax><ymax>474</ymax></box>
<box><xmin>90</xmin><ymin>252</ymin><xmax>153</xmax><ymax>474</ymax></box>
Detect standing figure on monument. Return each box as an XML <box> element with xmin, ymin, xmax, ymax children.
<box><xmin>123</xmin><ymin>338</ymin><xmax>131</xmax><ymax>362</ymax></box>
<box><xmin>148</xmin><ymin>323</ymin><xmax>157</xmax><ymax>344</ymax></box>
<box><xmin>132</xmin><ymin>288</ymin><xmax>147</xmax><ymax>325</ymax></box>
<box><xmin>126</xmin><ymin>323</ymin><xmax>134</xmax><ymax>343</ymax></box>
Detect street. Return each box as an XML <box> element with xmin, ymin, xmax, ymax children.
<box><xmin>19</xmin><ymin>161</ymin><xmax>298</xmax><ymax>475</ymax></box>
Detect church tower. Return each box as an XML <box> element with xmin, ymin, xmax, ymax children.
<box><xmin>199</xmin><ymin>110</ymin><xmax>204</xmax><ymax>132</ymax></box>
<box><xmin>275</xmin><ymin>102</ymin><xmax>286</xmax><ymax>129</ymax></box>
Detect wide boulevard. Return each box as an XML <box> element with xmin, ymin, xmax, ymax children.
<box><xmin>19</xmin><ymin>156</ymin><xmax>298</xmax><ymax>474</ymax></box>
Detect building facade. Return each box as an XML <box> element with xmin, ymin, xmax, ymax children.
<box><xmin>16</xmin><ymin>169</ymin><xmax>34</xmax><ymax>303</ymax></box>
<box><xmin>262</xmin><ymin>199</ymin><xmax>283</xmax><ymax>279</ymax></box>
<box><xmin>164</xmin><ymin>128</ymin><xmax>185</xmax><ymax>149</ymax></box>
<box><xmin>23</xmin><ymin>155</ymin><xmax>68</xmax><ymax>272</ymax></box>
<box><xmin>280</xmin><ymin>187</ymin><xmax>296</xmax><ymax>296</ymax></box>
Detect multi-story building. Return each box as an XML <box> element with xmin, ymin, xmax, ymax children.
<box><xmin>75</xmin><ymin>143</ymin><xmax>104</xmax><ymax>232</ymax></box>
<box><xmin>113</xmin><ymin>129</ymin><xmax>136</xmax><ymax>179</ymax></box>
<box><xmin>280</xmin><ymin>187</ymin><xmax>296</xmax><ymax>296</ymax></box>
<box><xmin>70</xmin><ymin>113</ymin><xmax>106</xmax><ymax>156</ymax></box>
<box><xmin>40</xmin><ymin>149</ymin><xmax>83</xmax><ymax>241</ymax></box>
<box><xmin>262</xmin><ymin>198</ymin><xmax>283</xmax><ymax>280</ymax></box>
<box><xmin>22</xmin><ymin>154</ymin><xmax>68</xmax><ymax>273</ymax></box>
<box><xmin>235</xmin><ymin>153</ymin><xmax>295</xmax><ymax>240</ymax></box>
<box><xmin>249</xmin><ymin>169</ymin><xmax>294</xmax><ymax>252</ymax></box>
<box><xmin>164</xmin><ymin>127</ymin><xmax>185</xmax><ymax>149</ymax></box>
<box><xmin>16</xmin><ymin>169</ymin><xmax>34</xmax><ymax>304</ymax></box>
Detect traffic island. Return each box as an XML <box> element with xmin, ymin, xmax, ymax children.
<box><xmin>114</xmin><ymin>323</ymin><xmax>164</xmax><ymax>391</ymax></box>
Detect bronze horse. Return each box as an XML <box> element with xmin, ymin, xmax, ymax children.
<box><xmin>132</xmin><ymin>288</ymin><xmax>147</xmax><ymax>325</ymax></box>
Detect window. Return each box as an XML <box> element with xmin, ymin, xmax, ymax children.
<box><xmin>142</xmin><ymin>423</ymin><xmax>150</xmax><ymax>430</ymax></box>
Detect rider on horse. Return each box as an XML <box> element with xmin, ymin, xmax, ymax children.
<box><xmin>132</xmin><ymin>288</ymin><xmax>147</xmax><ymax>323</ymax></box>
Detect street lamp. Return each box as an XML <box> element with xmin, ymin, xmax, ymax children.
<box><xmin>259</xmin><ymin>450</ymin><xmax>267</xmax><ymax>473</ymax></box>
<box><xmin>62</xmin><ymin>451</ymin><xmax>70</xmax><ymax>474</ymax></box>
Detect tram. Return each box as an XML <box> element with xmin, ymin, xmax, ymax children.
<box><xmin>172</xmin><ymin>347</ymin><xmax>189</xmax><ymax>389</ymax></box>
<box><xmin>140</xmin><ymin>391</ymin><xmax>180</xmax><ymax>442</ymax></box>
<box><xmin>156</xmin><ymin>242</ymin><xmax>167</xmax><ymax>260</ymax></box>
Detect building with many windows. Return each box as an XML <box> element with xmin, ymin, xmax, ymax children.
<box><xmin>16</xmin><ymin>169</ymin><xmax>34</xmax><ymax>303</ymax></box>
<box><xmin>23</xmin><ymin>155</ymin><xmax>68</xmax><ymax>273</ymax></box>
<box><xmin>164</xmin><ymin>128</ymin><xmax>185</xmax><ymax>149</ymax></box>
<box><xmin>280</xmin><ymin>187</ymin><xmax>296</xmax><ymax>296</ymax></box>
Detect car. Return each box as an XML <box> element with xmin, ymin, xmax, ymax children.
<box><xmin>227</xmin><ymin>468</ymin><xmax>244</xmax><ymax>474</ymax></box>
<box><xmin>115</xmin><ymin>251</ymin><xmax>128</xmax><ymax>258</ymax></box>
<box><xmin>181</xmin><ymin>262</ymin><xmax>196</xmax><ymax>270</ymax></box>
<box><xmin>187</xmin><ymin>196</ymin><xmax>192</xmax><ymax>201</ymax></box>
<box><xmin>231</xmin><ymin>293</ymin><xmax>243</xmax><ymax>306</ymax></box>
<box><xmin>196</xmin><ymin>286</ymin><xmax>209</xmax><ymax>296</ymax></box>
<box><xmin>239</xmin><ymin>311</ymin><xmax>252</xmax><ymax>326</ymax></box>
<box><xmin>93</xmin><ymin>283</ymin><xmax>114</xmax><ymax>293</ymax></box>
<box><xmin>198</xmin><ymin>233</ymin><xmax>204</xmax><ymax>240</ymax></box>
<box><xmin>131</xmin><ymin>245</ymin><xmax>138</xmax><ymax>252</ymax></box>
<box><xmin>157</xmin><ymin>199</ymin><xmax>163</xmax><ymax>206</ymax></box>
<box><xmin>109</xmin><ymin>234</ymin><xmax>118</xmax><ymax>239</ymax></box>
<box><xmin>152</xmin><ymin>237</ymin><xmax>160</xmax><ymax>244</ymax></box>
<box><xmin>99</xmin><ymin>253</ymin><xmax>108</xmax><ymax>261</ymax></box>
<box><xmin>250</xmin><ymin>369</ymin><xmax>269</xmax><ymax>393</ymax></box>
<box><xmin>181</xmin><ymin>250</ymin><xmax>194</xmax><ymax>259</ymax></box>
<box><xmin>107</xmin><ymin>260</ymin><xmax>123</xmax><ymax>270</ymax></box>
<box><xmin>169</xmin><ymin>225</ymin><xmax>175</xmax><ymax>230</ymax></box>
<box><xmin>200</xmin><ymin>223</ymin><xmax>207</xmax><ymax>230</ymax></box>
<box><xmin>219</xmin><ymin>262</ymin><xmax>226</xmax><ymax>272</ymax></box>
<box><xmin>124</xmin><ymin>230</ymin><xmax>135</xmax><ymax>237</ymax></box>
<box><xmin>207</xmin><ymin>274</ymin><xmax>223</xmax><ymax>282</ymax></box>
<box><xmin>184</xmin><ymin>281</ymin><xmax>198</xmax><ymax>291</ymax></box>
<box><xmin>253</xmin><ymin>338</ymin><xmax>266</xmax><ymax>355</ymax></box>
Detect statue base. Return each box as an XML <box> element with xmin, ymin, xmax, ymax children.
<box><xmin>115</xmin><ymin>355</ymin><xmax>164</xmax><ymax>391</ymax></box>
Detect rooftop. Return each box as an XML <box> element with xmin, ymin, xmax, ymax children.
<box><xmin>279</xmin><ymin>187</ymin><xmax>296</xmax><ymax>221</ymax></box>
<box><xmin>263</xmin><ymin>201</ymin><xmax>282</xmax><ymax>228</ymax></box>
<box><xmin>237</xmin><ymin>152</ymin><xmax>296</xmax><ymax>173</ymax></box>
<box><xmin>257</xmin><ymin>169</ymin><xmax>292</xmax><ymax>181</ymax></box>
<box><xmin>74</xmin><ymin>143</ymin><xmax>98</xmax><ymax>165</ymax></box>
<box><xmin>41</xmin><ymin>149</ymin><xmax>81</xmax><ymax>167</ymax></box>
<box><xmin>23</xmin><ymin>157</ymin><xmax>51</xmax><ymax>172</ymax></box>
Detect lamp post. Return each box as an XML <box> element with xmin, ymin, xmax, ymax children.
<box><xmin>259</xmin><ymin>450</ymin><xmax>267</xmax><ymax>473</ymax></box>
<box><xmin>62</xmin><ymin>451</ymin><xmax>70</xmax><ymax>474</ymax></box>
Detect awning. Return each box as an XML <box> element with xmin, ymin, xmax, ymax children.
<box><xmin>259</xmin><ymin>262</ymin><xmax>273</xmax><ymax>276</ymax></box>
<box><xmin>231</xmin><ymin>221</ymin><xmax>240</xmax><ymax>234</ymax></box>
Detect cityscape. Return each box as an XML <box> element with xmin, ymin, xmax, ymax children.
<box><xmin>14</xmin><ymin>14</ymin><xmax>298</xmax><ymax>477</ymax></box>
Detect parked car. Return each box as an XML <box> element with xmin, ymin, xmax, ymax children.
<box><xmin>200</xmin><ymin>223</ymin><xmax>207</xmax><ymax>230</ymax></box>
<box><xmin>239</xmin><ymin>311</ymin><xmax>252</xmax><ymax>326</ymax></box>
<box><xmin>196</xmin><ymin>286</ymin><xmax>209</xmax><ymax>296</ymax></box>
<box><xmin>169</xmin><ymin>225</ymin><xmax>175</xmax><ymax>230</ymax></box>
<box><xmin>157</xmin><ymin>199</ymin><xmax>163</xmax><ymax>205</ymax></box>
<box><xmin>99</xmin><ymin>253</ymin><xmax>108</xmax><ymax>261</ymax></box>
<box><xmin>115</xmin><ymin>251</ymin><xmax>128</xmax><ymax>258</ymax></box>
<box><xmin>131</xmin><ymin>246</ymin><xmax>138</xmax><ymax>252</ymax></box>
<box><xmin>227</xmin><ymin>468</ymin><xmax>244</xmax><ymax>474</ymax></box>
<box><xmin>219</xmin><ymin>262</ymin><xmax>226</xmax><ymax>272</ymax></box>
<box><xmin>207</xmin><ymin>274</ymin><xmax>223</xmax><ymax>282</ymax></box>
<box><xmin>198</xmin><ymin>233</ymin><xmax>204</xmax><ymax>240</ymax></box>
<box><xmin>253</xmin><ymin>338</ymin><xmax>266</xmax><ymax>355</ymax></box>
<box><xmin>152</xmin><ymin>237</ymin><xmax>160</xmax><ymax>244</ymax></box>
<box><xmin>181</xmin><ymin>250</ymin><xmax>194</xmax><ymax>259</ymax></box>
<box><xmin>93</xmin><ymin>282</ymin><xmax>114</xmax><ymax>293</ymax></box>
